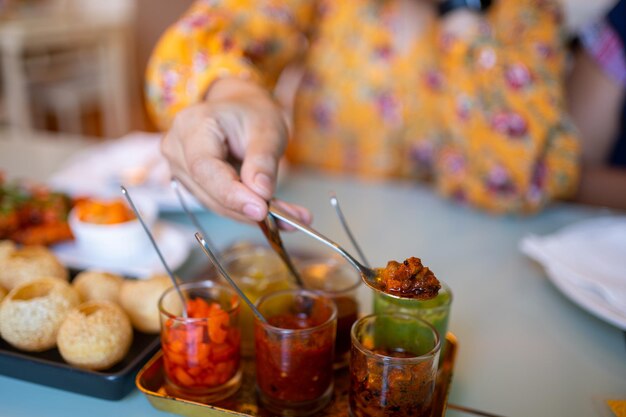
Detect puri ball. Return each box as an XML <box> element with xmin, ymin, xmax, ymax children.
<box><xmin>73</xmin><ymin>270</ymin><xmax>123</xmax><ymax>303</ymax></box>
<box><xmin>0</xmin><ymin>240</ymin><xmax>16</xmax><ymax>260</ymax></box>
<box><xmin>119</xmin><ymin>274</ymin><xmax>172</xmax><ymax>333</ymax></box>
<box><xmin>0</xmin><ymin>278</ymin><xmax>80</xmax><ymax>351</ymax></box>
<box><xmin>57</xmin><ymin>301</ymin><xmax>133</xmax><ymax>370</ymax></box>
<box><xmin>0</xmin><ymin>244</ymin><xmax>68</xmax><ymax>291</ymax></box>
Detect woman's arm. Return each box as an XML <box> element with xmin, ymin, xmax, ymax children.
<box><xmin>145</xmin><ymin>0</ymin><xmax>316</xmax><ymax>130</ymax></box>
<box><xmin>568</xmin><ymin>4</ymin><xmax>626</xmax><ymax>210</ymax></box>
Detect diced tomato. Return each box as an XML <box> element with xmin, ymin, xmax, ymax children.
<box><xmin>161</xmin><ymin>298</ymin><xmax>240</xmax><ymax>390</ymax></box>
<box><xmin>174</xmin><ymin>367</ymin><xmax>195</xmax><ymax>387</ymax></box>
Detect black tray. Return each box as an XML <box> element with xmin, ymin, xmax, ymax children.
<box><xmin>0</xmin><ymin>329</ymin><xmax>160</xmax><ymax>400</ymax></box>
<box><xmin>0</xmin><ymin>268</ymin><xmax>160</xmax><ymax>400</ymax></box>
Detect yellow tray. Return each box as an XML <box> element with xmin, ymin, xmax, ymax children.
<box><xmin>136</xmin><ymin>333</ymin><xmax>458</xmax><ymax>417</ymax></box>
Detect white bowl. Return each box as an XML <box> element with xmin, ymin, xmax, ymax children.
<box><xmin>68</xmin><ymin>196</ymin><xmax>158</xmax><ymax>262</ymax></box>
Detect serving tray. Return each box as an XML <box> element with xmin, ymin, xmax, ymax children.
<box><xmin>137</xmin><ymin>333</ymin><xmax>457</xmax><ymax>416</ymax></box>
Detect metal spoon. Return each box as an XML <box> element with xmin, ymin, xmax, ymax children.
<box><xmin>329</xmin><ymin>192</ymin><xmax>370</xmax><ymax>268</ymax></box>
<box><xmin>120</xmin><ymin>186</ymin><xmax>188</xmax><ymax>317</ymax></box>
<box><xmin>195</xmin><ymin>232</ymin><xmax>267</xmax><ymax>324</ymax></box>
<box><xmin>266</xmin><ymin>202</ymin><xmax>400</xmax><ymax>298</ymax></box>
<box><xmin>258</xmin><ymin>212</ymin><xmax>305</xmax><ymax>288</ymax></box>
<box><xmin>170</xmin><ymin>178</ymin><xmax>218</xmax><ymax>255</ymax></box>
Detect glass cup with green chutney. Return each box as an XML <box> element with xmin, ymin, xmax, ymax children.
<box><xmin>373</xmin><ymin>281</ymin><xmax>452</xmax><ymax>345</ymax></box>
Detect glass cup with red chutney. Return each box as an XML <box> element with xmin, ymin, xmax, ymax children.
<box><xmin>159</xmin><ymin>281</ymin><xmax>241</xmax><ymax>403</ymax></box>
<box><xmin>299</xmin><ymin>255</ymin><xmax>361</xmax><ymax>368</ymax></box>
<box><xmin>254</xmin><ymin>289</ymin><xmax>337</xmax><ymax>416</ymax></box>
<box><xmin>349</xmin><ymin>314</ymin><xmax>441</xmax><ymax>417</ymax></box>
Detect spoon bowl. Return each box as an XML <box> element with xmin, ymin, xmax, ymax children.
<box><xmin>269</xmin><ymin>203</ymin><xmax>440</xmax><ymax>301</ymax></box>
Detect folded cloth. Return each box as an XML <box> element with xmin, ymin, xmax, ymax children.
<box><xmin>520</xmin><ymin>216</ymin><xmax>626</xmax><ymax>315</ymax></box>
<box><xmin>49</xmin><ymin>131</ymin><xmax>199</xmax><ymax>211</ymax></box>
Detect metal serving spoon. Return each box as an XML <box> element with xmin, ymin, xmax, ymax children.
<box><xmin>329</xmin><ymin>192</ymin><xmax>371</xmax><ymax>268</ymax></box>
<box><xmin>121</xmin><ymin>186</ymin><xmax>188</xmax><ymax>317</ymax></box>
<box><xmin>266</xmin><ymin>201</ymin><xmax>397</xmax><ymax>298</ymax></box>
<box><xmin>170</xmin><ymin>178</ymin><xmax>218</xmax><ymax>255</ymax></box>
<box><xmin>258</xmin><ymin>213</ymin><xmax>305</xmax><ymax>288</ymax></box>
<box><xmin>195</xmin><ymin>233</ymin><xmax>267</xmax><ymax>324</ymax></box>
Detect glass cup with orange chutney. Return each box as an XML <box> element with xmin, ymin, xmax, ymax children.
<box><xmin>254</xmin><ymin>289</ymin><xmax>337</xmax><ymax>416</ymax></box>
<box><xmin>159</xmin><ymin>281</ymin><xmax>241</xmax><ymax>403</ymax></box>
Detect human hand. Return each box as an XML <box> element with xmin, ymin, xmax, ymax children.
<box><xmin>161</xmin><ymin>77</ymin><xmax>311</xmax><ymax>225</ymax></box>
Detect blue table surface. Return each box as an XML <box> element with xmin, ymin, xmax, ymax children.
<box><xmin>1</xmin><ymin>169</ymin><xmax>625</xmax><ymax>417</ymax></box>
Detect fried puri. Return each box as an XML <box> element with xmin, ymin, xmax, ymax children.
<box><xmin>0</xmin><ymin>244</ymin><xmax>68</xmax><ymax>291</ymax></box>
<box><xmin>72</xmin><ymin>270</ymin><xmax>124</xmax><ymax>303</ymax></box>
<box><xmin>0</xmin><ymin>278</ymin><xmax>80</xmax><ymax>351</ymax></box>
<box><xmin>57</xmin><ymin>300</ymin><xmax>133</xmax><ymax>370</ymax></box>
<box><xmin>119</xmin><ymin>274</ymin><xmax>172</xmax><ymax>333</ymax></box>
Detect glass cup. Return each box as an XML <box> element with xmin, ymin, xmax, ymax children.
<box><xmin>222</xmin><ymin>242</ymin><xmax>294</xmax><ymax>356</ymax></box>
<box><xmin>159</xmin><ymin>281</ymin><xmax>241</xmax><ymax>403</ymax></box>
<box><xmin>373</xmin><ymin>281</ymin><xmax>452</xmax><ymax>343</ymax></box>
<box><xmin>349</xmin><ymin>314</ymin><xmax>441</xmax><ymax>417</ymax></box>
<box><xmin>299</xmin><ymin>256</ymin><xmax>361</xmax><ymax>368</ymax></box>
<box><xmin>254</xmin><ymin>289</ymin><xmax>337</xmax><ymax>416</ymax></box>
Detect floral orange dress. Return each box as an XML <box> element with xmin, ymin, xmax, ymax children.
<box><xmin>146</xmin><ymin>0</ymin><xmax>579</xmax><ymax>214</ymax></box>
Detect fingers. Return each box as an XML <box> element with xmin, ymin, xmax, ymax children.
<box><xmin>238</xmin><ymin>116</ymin><xmax>287</xmax><ymax>201</ymax></box>
<box><xmin>162</xmin><ymin>108</ymin><xmax>269</xmax><ymax>222</ymax></box>
<box><xmin>188</xmin><ymin>157</ymin><xmax>268</xmax><ymax>222</ymax></box>
<box><xmin>162</xmin><ymin>95</ymin><xmax>289</xmax><ymax>223</ymax></box>
<box><xmin>174</xmin><ymin>167</ymin><xmax>265</xmax><ymax>224</ymax></box>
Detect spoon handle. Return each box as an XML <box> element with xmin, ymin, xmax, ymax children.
<box><xmin>258</xmin><ymin>215</ymin><xmax>305</xmax><ymax>288</ymax></box>
<box><xmin>268</xmin><ymin>203</ymin><xmax>366</xmax><ymax>276</ymax></box>
<box><xmin>329</xmin><ymin>192</ymin><xmax>371</xmax><ymax>268</ymax></box>
<box><xmin>195</xmin><ymin>233</ymin><xmax>267</xmax><ymax>324</ymax></box>
<box><xmin>121</xmin><ymin>186</ymin><xmax>188</xmax><ymax>318</ymax></box>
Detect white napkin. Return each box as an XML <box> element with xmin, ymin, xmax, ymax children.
<box><xmin>520</xmin><ymin>217</ymin><xmax>626</xmax><ymax>315</ymax></box>
<box><xmin>49</xmin><ymin>131</ymin><xmax>199</xmax><ymax>211</ymax></box>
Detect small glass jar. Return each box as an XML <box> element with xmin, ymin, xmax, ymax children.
<box><xmin>373</xmin><ymin>281</ymin><xmax>452</xmax><ymax>341</ymax></box>
<box><xmin>159</xmin><ymin>281</ymin><xmax>241</xmax><ymax>403</ymax></box>
<box><xmin>255</xmin><ymin>289</ymin><xmax>337</xmax><ymax>416</ymax></box>
<box><xmin>299</xmin><ymin>256</ymin><xmax>361</xmax><ymax>368</ymax></box>
<box><xmin>221</xmin><ymin>242</ymin><xmax>294</xmax><ymax>356</ymax></box>
<box><xmin>349</xmin><ymin>314</ymin><xmax>441</xmax><ymax>417</ymax></box>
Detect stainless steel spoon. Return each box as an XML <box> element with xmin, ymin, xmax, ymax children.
<box><xmin>195</xmin><ymin>232</ymin><xmax>267</xmax><ymax>324</ymax></box>
<box><xmin>121</xmin><ymin>186</ymin><xmax>188</xmax><ymax>317</ymax></box>
<box><xmin>267</xmin><ymin>202</ymin><xmax>395</xmax><ymax>298</ymax></box>
<box><xmin>329</xmin><ymin>192</ymin><xmax>370</xmax><ymax>268</ymax></box>
<box><xmin>170</xmin><ymin>178</ymin><xmax>218</xmax><ymax>255</ymax></box>
<box><xmin>258</xmin><ymin>213</ymin><xmax>305</xmax><ymax>288</ymax></box>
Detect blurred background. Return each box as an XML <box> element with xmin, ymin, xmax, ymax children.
<box><xmin>0</xmin><ymin>0</ymin><xmax>616</xmax><ymax>139</ymax></box>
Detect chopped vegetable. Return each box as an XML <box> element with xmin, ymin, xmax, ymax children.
<box><xmin>161</xmin><ymin>298</ymin><xmax>240</xmax><ymax>390</ymax></box>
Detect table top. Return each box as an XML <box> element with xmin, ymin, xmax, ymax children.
<box><xmin>1</xmin><ymin>131</ymin><xmax>625</xmax><ymax>417</ymax></box>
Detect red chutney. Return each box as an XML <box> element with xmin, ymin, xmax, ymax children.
<box><xmin>255</xmin><ymin>312</ymin><xmax>335</xmax><ymax>402</ymax></box>
<box><xmin>161</xmin><ymin>298</ymin><xmax>240</xmax><ymax>390</ymax></box>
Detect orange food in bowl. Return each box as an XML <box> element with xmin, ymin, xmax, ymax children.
<box><xmin>74</xmin><ymin>199</ymin><xmax>135</xmax><ymax>225</ymax></box>
<box><xmin>68</xmin><ymin>196</ymin><xmax>157</xmax><ymax>262</ymax></box>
